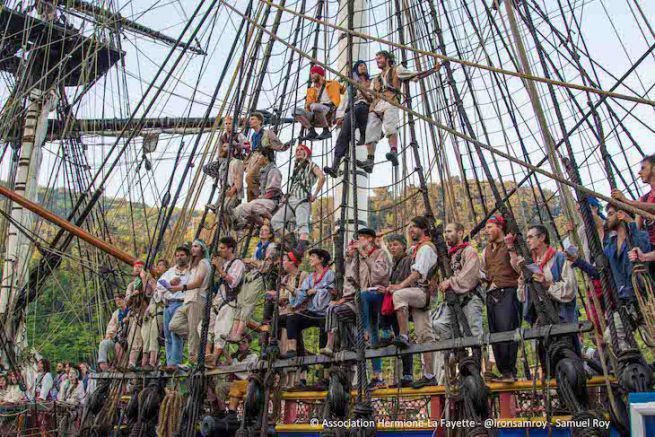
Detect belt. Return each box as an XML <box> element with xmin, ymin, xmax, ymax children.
<box><xmin>487</xmin><ymin>286</ymin><xmax>516</xmax><ymax>293</ymax></box>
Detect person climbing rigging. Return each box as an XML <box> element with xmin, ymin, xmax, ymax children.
<box><xmin>234</xmin><ymin>148</ymin><xmax>283</xmax><ymax>229</ymax></box>
<box><xmin>357</xmin><ymin>50</ymin><xmax>439</xmax><ymax>172</ymax></box>
<box><xmin>611</xmin><ymin>154</ymin><xmax>655</xmax><ymax>246</ymax></box>
<box><xmin>271</xmin><ymin>144</ymin><xmax>325</xmax><ymax>254</ymax></box>
<box><xmin>324</xmin><ymin>60</ymin><xmax>372</xmax><ymax>178</ymax></box>
<box><xmin>204</xmin><ymin>116</ymin><xmax>245</xmax><ymax>228</ymax></box>
<box><xmin>245</xmin><ymin>112</ymin><xmax>291</xmax><ymax>201</ymax></box>
<box><xmin>293</xmin><ymin>65</ymin><xmax>342</xmax><ymax>141</ymax></box>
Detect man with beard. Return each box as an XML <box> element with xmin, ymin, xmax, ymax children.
<box><xmin>480</xmin><ymin>215</ymin><xmax>521</xmax><ymax>382</ymax></box>
<box><xmin>603</xmin><ymin>204</ymin><xmax>651</xmax><ymax>348</ymax></box>
<box><xmin>168</xmin><ymin>239</ymin><xmax>212</xmax><ymax>364</ymax></box>
<box><xmin>431</xmin><ymin>223</ymin><xmax>483</xmax><ymax>383</ymax></box>
<box><xmin>157</xmin><ymin>245</ymin><xmax>191</xmax><ymax>371</ymax></box>
<box><xmin>388</xmin><ymin>216</ymin><xmax>438</xmax><ymax>388</ymax></box>
<box><xmin>324</xmin><ymin>60</ymin><xmax>372</xmax><ymax>177</ymax></box>
<box><xmin>294</xmin><ymin>65</ymin><xmax>342</xmax><ymax>141</ymax></box>
<box><xmin>271</xmin><ymin>144</ymin><xmax>325</xmax><ymax>253</ymax></box>
<box><xmin>357</xmin><ymin>50</ymin><xmax>438</xmax><ymax>172</ymax></box>
<box><xmin>611</xmin><ymin>154</ymin><xmax>655</xmax><ymax>246</ymax></box>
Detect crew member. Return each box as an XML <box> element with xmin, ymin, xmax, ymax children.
<box><xmin>294</xmin><ymin>65</ymin><xmax>341</xmax><ymax>141</ymax></box>
<box><xmin>271</xmin><ymin>144</ymin><xmax>325</xmax><ymax>253</ymax></box>
<box><xmin>324</xmin><ymin>60</ymin><xmax>371</xmax><ymax>177</ymax></box>
<box><xmin>389</xmin><ymin>216</ymin><xmax>438</xmax><ymax>388</ymax></box>
<box><xmin>357</xmin><ymin>51</ymin><xmax>438</xmax><ymax>172</ymax></box>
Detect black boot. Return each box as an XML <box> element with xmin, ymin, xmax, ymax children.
<box><xmin>356</xmin><ymin>157</ymin><xmax>374</xmax><ymax>173</ymax></box>
<box><xmin>385</xmin><ymin>149</ymin><xmax>399</xmax><ymax>166</ymax></box>
<box><xmin>300</xmin><ymin>128</ymin><xmax>318</xmax><ymax>141</ymax></box>
<box><xmin>317</xmin><ymin>128</ymin><xmax>332</xmax><ymax>140</ymax></box>
<box><xmin>323</xmin><ymin>158</ymin><xmax>341</xmax><ymax>178</ymax></box>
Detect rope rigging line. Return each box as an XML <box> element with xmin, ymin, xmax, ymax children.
<box><xmin>253</xmin><ymin>0</ymin><xmax>655</xmax><ymax>108</ymax></box>
<box><xmin>4</xmin><ymin>0</ymin><xmax>655</xmax><ymax>434</ymax></box>
<box><xmin>218</xmin><ymin>0</ymin><xmax>655</xmax><ymax>226</ymax></box>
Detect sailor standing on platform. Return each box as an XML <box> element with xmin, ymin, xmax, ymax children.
<box><xmin>387</xmin><ymin>216</ymin><xmax>439</xmax><ymax>388</ymax></box>
<box><xmin>157</xmin><ymin>245</ymin><xmax>191</xmax><ymax>371</ymax></box>
<box><xmin>480</xmin><ymin>215</ymin><xmax>521</xmax><ymax>382</ymax></box>
<box><xmin>432</xmin><ymin>223</ymin><xmax>484</xmax><ymax>383</ymax></box>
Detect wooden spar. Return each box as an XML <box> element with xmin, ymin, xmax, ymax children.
<box><xmin>0</xmin><ymin>184</ymin><xmax>138</xmax><ymax>267</ymax></box>
<box><xmin>64</xmin><ymin>0</ymin><xmax>206</xmax><ymax>55</ymax></box>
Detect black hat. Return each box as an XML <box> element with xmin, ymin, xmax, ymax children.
<box><xmin>357</xmin><ymin>228</ymin><xmax>376</xmax><ymax>238</ymax></box>
<box><xmin>308</xmin><ymin>248</ymin><xmax>331</xmax><ymax>265</ymax></box>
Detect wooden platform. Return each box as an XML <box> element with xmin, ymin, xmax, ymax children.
<box><xmin>0</xmin><ymin>7</ymin><xmax>122</xmax><ymax>86</ymax></box>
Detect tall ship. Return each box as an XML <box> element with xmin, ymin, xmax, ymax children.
<box><xmin>0</xmin><ymin>0</ymin><xmax>653</xmax><ymax>436</ymax></box>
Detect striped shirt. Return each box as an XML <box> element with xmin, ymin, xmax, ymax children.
<box><xmin>288</xmin><ymin>160</ymin><xmax>318</xmax><ymax>200</ymax></box>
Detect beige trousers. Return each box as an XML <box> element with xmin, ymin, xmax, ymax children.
<box><xmin>169</xmin><ymin>300</ymin><xmax>205</xmax><ymax>358</ymax></box>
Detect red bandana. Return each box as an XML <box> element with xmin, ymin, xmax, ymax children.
<box><xmin>536</xmin><ymin>246</ymin><xmax>557</xmax><ymax>271</ymax></box>
<box><xmin>312</xmin><ymin>266</ymin><xmax>329</xmax><ymax>285</ymax></box>
<box><xmin>448</xmin><ymin>242</ymin><xmax>470</xmax><ymax>255</ymax></box>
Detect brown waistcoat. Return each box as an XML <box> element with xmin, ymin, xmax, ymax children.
<box><xmin>483</xmin><ymin>243</ymin><xmax>519</xmax><ymax>289</ymax></box>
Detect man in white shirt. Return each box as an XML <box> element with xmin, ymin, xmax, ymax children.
<box><xmin>206</xmin><ymin>236</ymin><xmax>246</xmax><ymax>368</ymax></box>
<box><xmin>386</xmin><ymin>216</ymin><xmax>438</xmax><ymax>388</ymax></box>
<box><xmin>158</xmin><ymin>245</ymin><xmax>191</xmax><ymax>371</ymax></box>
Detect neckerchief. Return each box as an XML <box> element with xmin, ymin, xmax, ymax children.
<box><xmin>448</xmin><ymin>242</ymin><xmax>470</xmax><ymax>256</ymax></box>
<box><xmin>251</xmin><ymin>129</ymin><xmax>264</xmax><ymax>152</ymax></box>
<box><xmin>255</xmin><ymin>240</ymin><xmax>270</xmax><ymax>261</ymax></box>
<box><xmin>411</xmin><ymin>236</ymin><xmax>432</xmax><ymax>259</ymax></box>
<box><xmin>312</xmin><ymin>266</ymin><xmax>329</xmax><ymax>286</ymax></box>
<box><xmin>118</xmin><ymin>307</ymin><xmax>129</xmax><ymax>324</ymax></box>
<box><xmin>535</xmin><ymin>246</ymin><xmax>557</xmax><ymax>271</ymax></box>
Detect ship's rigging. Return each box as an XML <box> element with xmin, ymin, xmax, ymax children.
<box><xmin>0</xmin><ymin>0</ymin><xmax>653</xmax><ymax>435</ymax></box>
